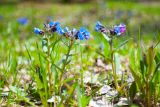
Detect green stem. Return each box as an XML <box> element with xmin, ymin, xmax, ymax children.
<box><xmin>154</xmin><ymin>90</ymin><xmax>157</xmax><ymax>107</ymax></box>
<box><xmin>59</xmin><ymin>40</ymin><xmax>74</xmax><ymax>94</ymax></box>
<box><xmin>47</xmin><ymin>37</ymin><xmax>55</xmax><ymax>107</ymax></box>
<box><xmin>80</xmin><ymin>45</ymin><xmax>84</xmax><ymax>90</ymax></box>
<box><xmin>109</xmin><ymin>39</ymin><xmax>119</xmax><ymax>91</ymax></box>
<box><xmin>146</xmin><ymin>80</ymin><xmax>150</xmax><ymax>107</ymax></box>
<box><xmin>47</xmin><ymin>37</ymin><xmax>53</xmax><ymax>96</ymax></box>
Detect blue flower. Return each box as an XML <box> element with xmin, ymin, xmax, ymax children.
<box><xmin>62</xmin><ymin>27</ymin><xmax>78</xmax><ymax>39</ymax></box>
<box><xmin>62</xmin><ymin>27</ymin><xmax>90</xmax><ymax>40</ymax></box>
<box><xmin>48</xmin><ymin>21</ymin><xmax>60</xmax><ymax>28</ymax></box>
<box><xmin>63</xmin><ymin>27</ymin><xmax>69</xmax><ymax>33</ymax></box>
<box><xmin>56</xmin><ymin>24</ymin><xmax>64</xmax><ymax>35</ymax></box>
<box><xmin>95</xmin><ymin>21</ymin><xmax>104</xmax><ymax>32</ymax></box>
<box><xmin>17</xmin><ymin>17</ymin><xmax>28</xmax><ymax>25</ymax></box>
<box><xmin>72</xmin><ymin>28</ymin><xmax>77</xmax><ymax>33</ymax></box>
<box><xmin>114</xmin><ymin>26</ymin><xmax>121</xmax><ymax>35</ymax></box>
<box><xmin>48</xmin><ymin>21</ymin><xmax>64</xmax><ymax>35</ymax></box>
<box><xmin>34</xmin><ymin>28</ymin><xmax>43</xmax><ymax>35</ymax></box>
<box><xmin>114</xmin><ymin>24</ymin><xmax>126</xmax><ymax>36</ymax></box>
<box><xmin>78</xmin><ymin>27</ymin><xmax>90</xmax><ymax>40</ymax></box>
<box><xmin>48</xmin><ymin>21</ymin><xmax>55</xmax><ymax>27</ymax></box>
<box><xmin>77</xmin><ymin>32</ymin><xmax>84</xmax><ymax>40</ymax></box>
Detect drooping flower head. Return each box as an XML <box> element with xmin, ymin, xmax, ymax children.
<box><xmin>78</xmin><ymin>27</ymin><xmax>90</xmax><ymax>40</ymax></box>
<box><xmin>34</xmin><ymin>20</ymin><xmax>64</xmax><ymax>35</ymax></box>
<box><xmin>34</xmin><ymin>28</ymin><xmax>44</xmax><ymax>35</ymax></box>
<box><xmin>63</xmin><ymin>27</ymin><xmax>78</xmax><ymax>39</ymax></box>
<box><xmin>95</xmin><ymin>21</ymin><xmax>126</xmax><ymax>36</ymax></box>
<box><xmin>62</xmin><ymin>27</ymin><xmax>90</xmax><ymax>40</ymax></box>
<box><xmin>113</xmin><ymin>24</ymin><xmax>126</xmax><ymax>36</ymax></box>
<box><xmin>95</xmin><ymin>21</ymin><xmax>109</xmax><ymax>34</ymax></box>
<box><xmin>48</xmin><ymin>21</ymin><xmax>64</xmax><ymax>35</ymax></box>
<box><xmin>17</xmin><ymin>17</ymin><xmax>28</xmax><ymax>25</ymax></box>
<box><xmin>95</xmin><ymin>21</ymin><xmax>104</xmax><ymax>32</ymax></box>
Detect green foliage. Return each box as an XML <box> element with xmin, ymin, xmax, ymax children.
<box><xmin>129</xmin><ymin>81</ymin><xmax>137</xmax><ymax>102</ymax></box>
<box><xmin>129</xmin><ymin>46</ymin><xmax>160</xmax><ymax>106</ymax></box>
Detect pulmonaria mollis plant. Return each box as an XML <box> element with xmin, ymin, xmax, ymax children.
<box><xmin>95</xmin><ymin>21</ymin><xmax>126</xmax><ymax>94</ymax></box>
<box><xmin>34</xmin><ymin>21</ymin><xmax>90</xmax><ymax>40</ymax></box>
<box><xmin>33</xmin><ymin>19</ymin><xmax>90</xmax><ymax>106</ymax></box>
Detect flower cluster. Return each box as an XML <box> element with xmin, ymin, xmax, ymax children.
<box><xmin>95</xmin><ymin>21</ymin><xmax>126</xmax><ymax>36</ymax></box>
<box><xmin>34</xmin><ymin>28</ymin><xmax>44</xmax><ymax>35</ymax></box>
<box><xmin>62</xmin><ymin>27</ymin><xmax>90</xmax><ymax>40</ymax></box>
<box><xmin>34</xmin><ymin>20</ymin><xmax>63</xmax><ymax>35</ymax></box>
<box><xmin>34</xmin><ymin>20</ymin><xmax>90</xmax><ymax>40</ymax></box>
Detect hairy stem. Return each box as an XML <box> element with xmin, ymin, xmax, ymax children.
<box><xmin>109</xmin><ymin>39</ymin><xmax>119</xmax><ymax>91</ymax></box>
<box><xmin>47</xmin><ymin>37</ymin><xmax>57</xmax><ymax>107</ymax></box>
<box><xmin>59</xmin><ymin>40</ymin><xmax>74</xmax><ymax>94</ymax></box>
<box><xmin>146</xmin><ymin>80</ymin><xmax>150</xmax><ymax>107</ymax></box>
<box><xmin>47</xmin><ymin>37</ymin><xmax>53</xmax><ymax>95</ymax></box>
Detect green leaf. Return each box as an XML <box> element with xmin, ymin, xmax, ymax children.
<box><xmin>64</xmin><ymin>82</ymin><xmax>78</xmax><ymax>104</ymax></box>
<box><xmin>25</xmin><ymin>44</ymin><xmax>32</xmax><ymax>62</ymax></box>
<box><xmin>129</xmin><ymin>81</ymin><xmax>137</xmax><ymax>102</ymax></box>
<box><xmin>152</xmin><ymin>68</ymin><xmax>160</xmax><ymax>86</ymax></box>
<box><xmin>153</xmin><ymin>40</ymin><xmax>160</xmax><ymax>49</ymax></box>
<box><xmin>35</xmin><ymin>42</ymin><xmax>49</xmax><ymax>102</ymax></box>
<box><xmin>155</xmin><ymin>52</ymin><xmax>160</xmax><ymax>64</ymax></box>
<box><xmin>146</xmin><ymin>46</ymin><xmax>155</xmax><ymax>79</ymax></box>
<box><xmin>114</xmin><ymin>53</ymin><xmax>121</xmax><ymax>75</ymax></box>
<box><xmin>76</xmin><ymin>85</ymin><xmax>91</xmax><ymax>107</ymax></box>
<box><xmin>129</xmin><ymin>66</ymin><xmax>142</xmax><ymax>90</ymax></box>
<box><xmin>102</xmin><ymin>33</ymin><xmax>111</xmax><ymax>41</ymax></box>
<box><xmin>140</xmin><ymin>60</ymin><xmax>145</xmax><ymax>75</ymax></box>
<box><xmin>62</xmin><ymin>77</ymin><xmax>75</xmax><ymax>85</ymax></box>
<box><xmin>96</xmin><ymin>50</ymin><xmax>111</xmax><ymax>61</ymax></box>
<box><xmin>50</xmin><ymin>37</ymin><xmax>62</xmax><ymax>54</ymax></box>
<box><xmin>9</xmin><ymin>86</ymin><xmax>26</xmax><ymax>97</ymax></box>
<box><xmin>130</xmin><ymin>104</ymin><xmax>139</xmax><ymax>107</ymax></box>
<box><xmin>154</xmin><ymin>62</ymin><xmax>160</xmax><ymax>77</ymax></box>
<box><xmin>117</xmin><ymin>38</ymin><xmax>132</xmax><ymax>49</ymax></box>
<box><xmin>149</xmin><ymin>81</ymin><xmax>155</xmax><ymax>96</ymax></box>
<box><xmin>65</xmin><ymin>60</ymin><xmax>71</xmax><ymax>66</ymax></box>
<box><xmin>52</xmin><ymin>63</ymin><xmax>63</xmax><ymax>72</ymax></box>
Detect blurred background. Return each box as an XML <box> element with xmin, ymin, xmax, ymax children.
<box><xmin>0</xmin><ymin>0</ymin><xmax>160</xmax><ymax>3</ymax></box>
<box><xmin>0</xmin><ymin>0</ymin><xmax>160</xmax><ymax>51</ymax></box>
<box><xmin>0</xmin><ymin>0</ymin><xmax>160</xmax><ymax>40</ymax></box>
